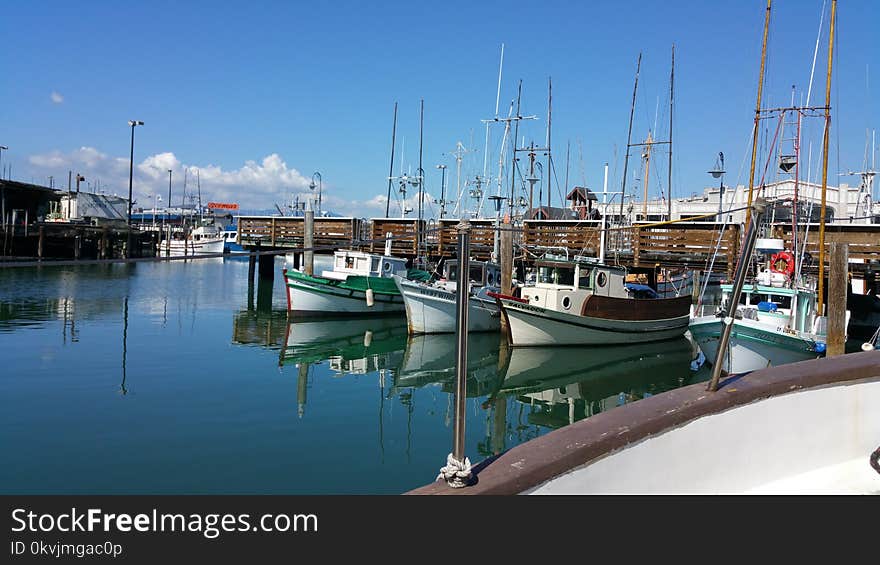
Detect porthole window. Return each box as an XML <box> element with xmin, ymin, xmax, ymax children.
<box><xmin>486</xmin><ymin>272</ymin><xmax>494</xmax><ymax>285</ymax></box>
<box><xmin>561</xmin><ymin>296</ymin><xmax>571</xmax><ymax>310</ymax></box>
<box><xmin>533</xmin><ymin>295</ymin><xmax>539</xmax><ymax>303</ymax></box>
<box><xmin>383</xmin><ymin>262</ymin><xmax>392</xmax><ymax>272</ymax></box>
<box><xmin>597</xmin><ymin>272</ymin><xmax>607</xmax><ymax>288</ymax></box>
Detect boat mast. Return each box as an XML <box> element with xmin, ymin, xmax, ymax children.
<box><xmin>417</xmin><ymin>98</ymin><xmax>424</xmax><ymax>263</ymax></box>
<box><xmin>385</xmin><ymin>102</ymin><xmax>398</xmax><ymax>218</ymax></box>
<box><xmin>817</xmin><ymin>0</ymin><xmax>837</xmax><ymax>316</ymax></box>
<box><xmin>508</xmin><ymin>80</ymin><xmax>523</xmax><ymax>218</ymax></box>
<box><xmin>667</xmin><ymin>44</ymin><xmax>674</xmax><ymax>221</ymax></box>
<box><xmin>546</xmin><ymin>77</ymin><xmax>552</xmax><ymax>210</ymax></box>
<box><xmin>483</xmin><ymin>44</ymin><xmax>504</xmax><ymax>185</ymax></box>
<box><xmin>745</xmin><ymin>0</ymin><xmax>772</xmax><ymax>233</ymax></box>
<box><xmin>619</xmin><ymin>52</ymin><xmax>642</xmax><ymax>221</ymax></box>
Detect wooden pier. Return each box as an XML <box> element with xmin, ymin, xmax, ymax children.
<box><xmin>234</xmin><ymin>214</ymin><xmax>878</xmax><ymax>276</ymax></box>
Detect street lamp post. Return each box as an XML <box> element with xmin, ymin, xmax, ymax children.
<box><xmin>709</xmin><ymin>152</ymin><xmax>725</xmax><ymax>219</ymax></box>
<box><xmin>309</xmin><ymin>172</ymin><xmax>322</xmax><ymax>216</ymax></box>
<box><xmin>166</xmin><ymin>169</ymin><xmax>172</xmax><ymax>228</ymax></box>
<box><xmin>126</xmin><ymin>120</ymin><xmax>144</xmax><ymax>257</ymax></box>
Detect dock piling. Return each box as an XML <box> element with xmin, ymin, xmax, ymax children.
<box><xmin>304</xmin><ymin>208</ymin><xmax>314</xmax><ymax>276</ymax></box>
<box><xmin>827</xmin><ymin>242</ymin><xmax>848</xmax><ymax>356</ymax></box>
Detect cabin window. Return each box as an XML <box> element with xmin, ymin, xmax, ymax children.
<box><xmin>345</xmin><ymin>256</ymin><xmax>355</xmax><ymax>269</ymax></box>
<box><xmin>578</xmin><ymin>268</ymin><xmax>593</xmax><ymax>289</ymax></box>
<box><xmin>561</xmin><ymin>296</ymin><xmax>572</xmax><ymax>310</ymax></box>
<box><xmin>486</xmin><ymin>271</ymin><xmax>494</xmax><ymax>286</ymax></box>
<box><xmin>469</xmin><ymin>265</ymin><xmax>484</xmax><ymax>284</ymax></box>
<box><xmin>447</xmin><ymin>265</ymin><xmax>458</xmax><ymax>281</ymax></box>
<box><xmin>538</xmin><ymin>266</ymin><xmax>574</xmax><ymax>286</ymax></box>
<box><xmin>596</xmin><ymin>272</ymin><xmax>607</xmax><ymax>288</ymax></box>
<box><xmin>763</xmin><ymin>295</ymin><xmax>792</xmax><ymax>310</ymax></box>
<box><xmin>371</xmin><ymin>257</ymin><xmax>380</xmax><ymax>272</ymax></box>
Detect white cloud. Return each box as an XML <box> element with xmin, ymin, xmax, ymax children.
<box><xmin>50</xmin><ymin>91</ymin><xmax>64</xmax><ymax>104</ymax></box>
<box><xmin>26</xmin><ymin>147</ymin><xmax>315</xmax><ymax>210</ymax></box>
<box><xmin>25</xmin><ymin>146</ymin><xmax>444</xmax><ymax>217</ymax></box>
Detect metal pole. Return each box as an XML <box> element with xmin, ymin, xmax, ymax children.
<box><xmin>707</xmin><ymin>198</ymin><xmax>767</xmax><ymax>392</ymax></box>
<box><xmin>443</xmin><ymin>218</ymin><xmax>473</xmax><ymax>488</ymax></box>
<box><xmin>718</xmin><ymin>152</ymin><xmax>725</xmax><ymax>217</ymax></box>
<box><xmin>453</xmin><ymin>220</ymin><xmax>470</xmax><ymax>461</ymax></box>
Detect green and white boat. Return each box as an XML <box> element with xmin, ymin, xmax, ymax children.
<box><xmin>689</xmin><ymin>242</ymin><xmax>827</xmax><ymax>374</ymax></box>
<box><xmin>283</xmin><ymin>249</ymin><xmax>430</xmax><ymax>317</ymax></box>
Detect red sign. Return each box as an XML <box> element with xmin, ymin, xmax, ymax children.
<box><xmin>208</xmin><ymin>202</ymin><xmax>239</xmax><ymax>210</ymax></box>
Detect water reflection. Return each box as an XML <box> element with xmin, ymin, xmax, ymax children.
<box><xmin>271</xmin><ymin>313</ymin><xmax>704</xmax><ymax>451</ymax></box>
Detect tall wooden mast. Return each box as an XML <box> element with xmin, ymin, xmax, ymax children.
<box><xmin>619</xmin><ymin>52</ymin><xmax>642</xmax><ymax>220</ymax></box>
<box><xmin>745</xmin><ymin>0</ymin><xmax>773</xmax><ymax>233</ymax></box>
<box><xmin>817</xmin><ymin>0</ymin><xmax>837</xmax><ymax>316</ymax></box>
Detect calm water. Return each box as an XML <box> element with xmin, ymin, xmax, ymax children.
<box><xmin>0</xmin><ymin>258</ymin><xmax>710</xmax><ymax>494</ymax></box>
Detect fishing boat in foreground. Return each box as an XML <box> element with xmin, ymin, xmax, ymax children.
<box><xmin>283</xmin><ymin>249</ymin><xmax>430</xmax><ymax>317</ymax></box>
<box><xmin>494</xmin><ymin>256</ymin><xmax>691</xmax><ymax>346</ymax></box>
<box><xmin>394</xmin><ymin>259</ymin><xmax>502</xmax><ymax>334</ymax></box>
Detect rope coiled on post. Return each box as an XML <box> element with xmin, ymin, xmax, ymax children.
<box><xmin>437</xmin><ymin>453</ymin><xmax>472</xmax><ymax>488</ymax></box>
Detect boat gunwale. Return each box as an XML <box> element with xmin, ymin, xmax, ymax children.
<box><xmin>406</xmin><ymin>349</ymin><xmax>880</xmax><ymax>495</ymax></box>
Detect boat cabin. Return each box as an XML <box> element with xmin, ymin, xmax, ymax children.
<box><xmin>321</xmin><ymin>250</ymin><xmax>408</xmax><ymax>281</ymax></box>
<box><xmin>721</xmin><ymin>283</ymin><xmax>818</xmax><ymax>333</ymax></box>
<box><xmin>522</xmin><ymin>258</ymin><xmax>628</xmax><ymax>313</ymax></box>
<box><xmin>441</xmin><ymin>260</ymin><xmax>501</xmax><ymax>290</ymax></box>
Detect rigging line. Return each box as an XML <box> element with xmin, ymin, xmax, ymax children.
<box><xmin>806</xmin><ymin>0</ymin><xmax>828</xmax><ymax>107</ymax></box>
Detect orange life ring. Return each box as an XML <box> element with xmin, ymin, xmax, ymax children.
<box><xmin>770</xmin><ymin>251</ymin><xmax>795</xmax><ymax>276</ymax></box>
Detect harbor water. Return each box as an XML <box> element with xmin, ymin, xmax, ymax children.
<box><xmin>0</xmin><ymin>258</ymin><xmax>711</xmax><ymax>494</ymax></box>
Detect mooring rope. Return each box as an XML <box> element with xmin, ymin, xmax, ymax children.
<box><xmin>437</xmin><ymin>453</ymin><xmax>472</xmax><ymax>488</ymax></box>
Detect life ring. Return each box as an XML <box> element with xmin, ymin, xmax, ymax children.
<box><xmin>770</xmin><ymin>251</ymin><xmax>795</xmax><ymax>277</ymax></box>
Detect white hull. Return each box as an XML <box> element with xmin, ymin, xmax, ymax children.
<box><xmin>159</xmin><ymin>237</ymin><xmax>225</xmax><ymax>257</ymax></box>
<box><xmin>285</xmin><ymin>275</ymin><xmax>404</xmax><ymax>316</ymax></box>
<box><xmin>502</xmin><ymin>300</ymin><xmax>689</xmax><ymax>346</ymax></box>
<box><xmin>689</xmin><ymin>316</ymin><xmax>820</xmax><ymax>374</ymax></box>
<box><xmin>395</xmin><ymin>278</ymin><xmax>500</xmax><ymax>334</ymax></box>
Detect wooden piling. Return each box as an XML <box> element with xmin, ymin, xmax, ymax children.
<box><xmin>827</xmin><ymin>242</ymin><xmax>848</xmax><ymax>356</ymax></box>
<box><xmin>304</xmin><ymin>209</ymin><xmax>314</xmax><ymax>276</ymax></box>
<box><xmin>249</xmin><ymin>240</ymin><xmax>259</xmax><ymax>285</ymax></box>
<box><xmin>500</xmin><ymin>219</ymin><xmax>513</xmax><ymax>331</ymax></box>
<box><xmin>101</xmin><ymin>228</ymin><xmax>109</xmax><ymax>259</ymax></box>
<box><xmin>37</xmin><ymin>226</ymin><xmax>44</xmax><ymax>260</ymax></box>
<box><xmin>73</xmin><ymin>230</ymin><xmax>82</xmax><ymax>260</ymax></box>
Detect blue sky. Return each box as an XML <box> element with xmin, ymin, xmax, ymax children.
<box><xmin>1</xmin><ymin>0</ymin><xmax>876</xmax><ymax>217</ymax></box>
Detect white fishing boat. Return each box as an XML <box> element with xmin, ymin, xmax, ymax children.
<box><xmin>394</xmin><ymin>259</ymin><xmax>502</xmax><ymax>334</ymax></box>
<box><xmin>283</xmin><ymin>249</ymin><xmax>430</xmax><ymax>317</ymax></box>
<box><xmin>495</xmin><ymin>256</ymin><xmax>691</xmax><ymax>346</ymax></box>
<box><xmin>158</xmin><ymin>224</ymin><xmax>225</xmax><ymax>256</ymax></box>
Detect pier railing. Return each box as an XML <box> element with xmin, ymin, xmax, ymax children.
<box><xmin>237</xmin><ymin>216</ymin><xmax>360</xmax><ymax>248</ymax></box>
<box><xmin>438</xmin><ymin>219</ymin><xmax>496</xmax><ymax>260</ymax></box>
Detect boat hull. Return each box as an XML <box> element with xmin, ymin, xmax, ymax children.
<box><xmin>689</xmin><ymin>316</ymin><xmax>821</xmax><ymax>373</ymax></box>
<box><xmin>395</xmin><ymin>277</ymin><xmax>500</xmax><ymax>334</ymax></box>
<box><xmin>160</xmin><ymin>237</ymin><xmax>225</xmax><ymax>256</ymax></box>
<box><xmin>500</xmin><ymin>297</ymin><xmax>690</xmax><ymax>346</ymax></box>
<box><xmin>284</xmin><ymin>269</ymin><xmax>404</xmax><ymax>316</ymax></box>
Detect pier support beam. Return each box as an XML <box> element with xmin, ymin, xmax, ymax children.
<box><xmin>827</xmin><ymin>242</ymin><xmax>848</xmax><ymax>356</ymax></box>
<box><xmin>37</xmin><ymin>226</ymin><xmax>44</xmax><ymax>260</ymax></box>
<box><xmin>258</xmin><ymin>247</ymin><xmax>274</xmax><ymax>280</ymax></box>
<box><xmin>304</xmin><ymin>209</ymin><xmax>314</xmax><ymax>276</ymax></box>
<box><xmin>248</xmin><ymin>241</ymin><xmax>258</xmax><ymax>286</ymax></box>
<box><xmin>73</xmin><ymin>230</ymin><xmax>82</xmax><ymax>260</ymax></box>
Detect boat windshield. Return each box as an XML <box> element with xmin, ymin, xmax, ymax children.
<box><xmin>444</xmin><ymin>264</ymin><xmax>484</xmax><ymax>284</ymax></box>
<box><xmin>538</xmin><ymin>265</ymin><xmax>574</xmax><ymax>286</ymax></box>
